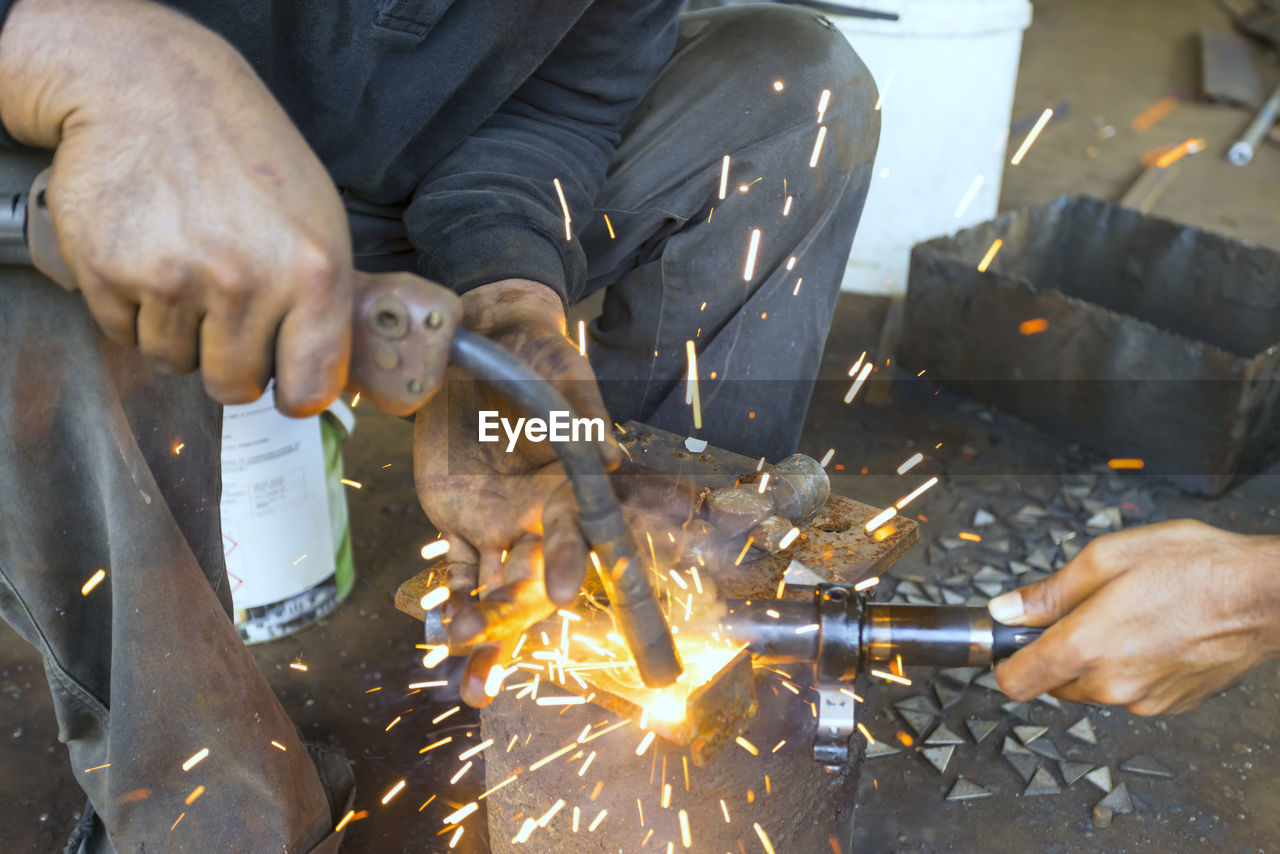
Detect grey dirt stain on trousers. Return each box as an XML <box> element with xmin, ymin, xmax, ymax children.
<box><xmin>0</xmin><ymin>5</ymin><xmax>878</xmax><ymax>851</ymax></box>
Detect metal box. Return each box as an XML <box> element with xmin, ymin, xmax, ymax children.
<box><xmin>900</xmin><ymin>195</ymin><xmax>1280</xmax><ymax>495</ymax></box>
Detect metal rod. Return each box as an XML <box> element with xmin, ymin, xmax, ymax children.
<box><xmin>1228</xmin><ymin>79</ymin><xmax>1280</xmax><ymax>166</ymax></box>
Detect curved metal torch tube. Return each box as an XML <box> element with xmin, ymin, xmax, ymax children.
<box><xmin>448</xmin><ymin>328</ymin><xmax>683</xmax><ymax>687</ymax></box>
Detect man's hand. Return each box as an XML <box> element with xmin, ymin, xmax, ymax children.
<box><xmin>990</xmin><ymin>520</ymin><xmax>1280</xmax><ymax>715</ymax></box>
<box><xmin>0</xmin><ymin>0</ymin><xmax>353</xmax><ymax>414</ymax></box>
<box><xmin>413</xmin><ymin>279</ymin><xmax>619</xmax><ymax>707</ymax></box>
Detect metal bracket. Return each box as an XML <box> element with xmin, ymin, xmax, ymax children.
<box><xmin>813</xmin><ymin>681</ymin><xmax>856</xmax><ymax>771</ymax></box>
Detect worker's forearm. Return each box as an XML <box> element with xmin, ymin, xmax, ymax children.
<box><xmin>0</xmin><ymin>0</ymin><xmax>246</xmax><ymax>147</ymax></box>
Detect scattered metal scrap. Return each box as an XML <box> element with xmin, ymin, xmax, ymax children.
<box><xmin>861</xmin><ymin>469</ymin><xmax>1183</xmax><ymax>826</ymax></box>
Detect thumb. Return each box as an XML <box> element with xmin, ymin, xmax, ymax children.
<box><xmin>988</xmin><ymin>536</ymin><xmax>1124</xmax><ymax>626</ymax></box>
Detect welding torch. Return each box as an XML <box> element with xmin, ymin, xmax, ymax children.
<box><xmin>0</xmin><ymin>167</ymin><xmax>683</xmax><ymax>689</ymax></box>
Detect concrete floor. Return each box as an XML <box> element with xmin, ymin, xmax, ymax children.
<box><xmin>2</xmin><ymin>0</ymin><xmax>1279</xmax><ymax>851</ymax></box>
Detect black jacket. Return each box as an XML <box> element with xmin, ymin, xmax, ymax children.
<box><xmin>0</xmin><ymin>0</ymin><xmax>682</xmax><ymax>304</ymax></box>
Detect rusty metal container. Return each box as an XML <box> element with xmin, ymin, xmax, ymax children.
<box><xmin>900</xmin><ymin>195</ymin><xmax>1280</xmax><ymax>495</ymax></box>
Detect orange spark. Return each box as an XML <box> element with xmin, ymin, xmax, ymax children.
<box><xmin>339</xmin><ymin>478</ymin><xmax>362</xmax><ymax>489</ymax></box>
<box><xmin>1131</xmin><ymin>95</ymin><xmax>1178</xmax><ymax>132</ymax></box>
<box><xmin>181</xmin><ymin>748</ymin><xmax>209</xmax><ymax>772</ymax></box>
<box><xmin>1019</xmin><ymin>317</ymin><xmax>1049</xmax><ymax>336</ymax></box>
<box><xmin>870</xmin><ymin>669</ymin><xmax>912</xmax><ymax>686</ymax></box>
<box><xmin>977</xmin><ymin>238</ymin><xmax>1003</xmax><ymax>272</ymax></box>
<box><xmin>381</xmin><ymin>779</ymin><xmax>406</xmax><ymax>804</ymax></box>
<box><xmin>743</xmin><ymin>229</ymin><xmax>762</xmax><ymax>280</ymax></box>
<box><xmin>754</xmin><ymin>823</ymin><xmax>777</xmax><ymax>854</ymax></box>
<box><xmin>1108</xmin><ymin>458</ymin><xmax>1145</xmax><ymax>470</ymax></box>
<box><xmin>735</xmin><ymin>736</ymin><xmax>759</xmax><ymax>756</ymax></box>
<box><xmin>420</xmin><ymin>539</ymin><xmax>450</xmax><ymax>561</ymax></box>
<box><xmin>420</xmin><ymin>738</ymin><xmax>452</xmax><ymax>755</ymax></box>
<box><xmin>81</xmin><ymin>569</ymin><xmax>106</xmax><ymax>596</ymax></box>
<box><xmin>958</xmin><ymin>531</ymin><xmax>982</xmax><ymax>542</ymax></box>
<box><xmin>1010</xmin><ymin>108</ymin><xmax>1054</xmax><ymax>165</ymax></box>
<box><xmin>553</xmin><ymin>177</ymin><xmax>572</xmax><ymax>240</ymax></box>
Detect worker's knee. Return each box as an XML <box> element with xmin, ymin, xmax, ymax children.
<box><xmin>684</xmin><ymin>4</ymin><xmax>879</xmax><ymax>170</ymax></box>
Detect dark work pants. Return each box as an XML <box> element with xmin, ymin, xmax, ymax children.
<box><xmin>0</xmin><ymin>4</ymin><xmax>876</xmax><ymax>852</ymax></box>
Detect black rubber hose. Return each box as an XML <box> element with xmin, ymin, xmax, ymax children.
<box><xmin>448</xmin><ymin>328</ymin><xmax>683</xmax><ymax>687</ymax></box>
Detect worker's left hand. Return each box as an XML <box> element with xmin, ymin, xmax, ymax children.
<box><xmin>991</xmin><ymin>519</ymin><xmax>1280</xmax><ymax>715</ymax></box>
<box><xmin>413</xmin><ymin>278</ymin><xmax>620</xmax><ymax>707</ymax></box>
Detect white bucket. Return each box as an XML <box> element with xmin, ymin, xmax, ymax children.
<box><xmin>826</xmin><ymin>0</ymin><xmax>1033</xmax><ymax>295</ymax></box>
<box><xmin>220</xmin><ymin>386</ymin><xmax>356</xmax><ymax>643</ymax></box>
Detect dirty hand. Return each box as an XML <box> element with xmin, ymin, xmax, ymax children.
<box><xmin>990</xmin><ymin>520</ymin><xmax>1280</xmax><ymax>715</ymax></box>
<box><xmin>0</xmin><ymin>0</ymin><xmax>353</xmax><ymax>414</ymax></box>
<box><xmin>413</xmin><ymin>278</ymin><xmax>620</xmax><ymax>707</ymax></box>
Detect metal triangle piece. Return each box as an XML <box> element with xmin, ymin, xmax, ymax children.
<box><xmin>895</xmin><ymin>694</ymin><xmax>941</xmax><ymax>715</ymax></box>
<box><xmin>1027</xmin><ymin>739</ymin><xmax>1063</xmax><ymax>761</ymax></box>
<box><xmin>1013</xmin><ymin>725</ymin><xmax>1048</xmax><ymax>745</ymax></box>
<box><xmin>1084</xmin><ymin>766</ymin><xmax>1113</xmax><ymax>793</ymax></box>
<box><xmin>973</xmin><ymin>670</ymin><xmax>1003</xmax><ymax>692</ymax></box>
<box><xmin>1008</xmin><ymin>559</ymin><xmax>1033</xmax><ymax>575</ymax></box>
<box><xmin>1001</xmin><ymin>735</ymin><xmax>1031</xmax><ymax>756</ymax></box>
<box><xmin>938</xmin><ymin>666</ymin><xmax>982</xmax><ymax>686</ymax></box>
<box><xmin>1001</xmin><ymin>701</ymin><xmax>1030</xmax><ymax>721</ymax></box>
<box><xmin>1004</xmin><ymin>752</ymin><xmax>1040</xmax><ymax>782</ymax></box>
<box><xmin>1023</xmin><ymin>766</ymin><xmax>1062</xmax><ymax>796</ymax></box>
<box><xmin>947</xmin><ymin>778</ymin><xmax>994</xmax><ymax>801</ymax></box>
<box><xmin>1035</xmin><ymin>693</ymin><xmax>1063</xmax><ymax>710</ymax></box>
<box><xmin>1121</xmin><ymin>754</ymin><xmax>1172</xmax><ymax>778</ymax></box>
<box><xmin>924</xmin><ymin>723</ymin><xmax>965</xmax><ymax>746</ymax></box>
<box><xmin>921</xmin><ymin>745</ymin><xmax>955</xmax><ymax>774</ymax></box>
<box><xmin>942</xmin><ymin>588</ymin><xmax>967</xmax><ymax>605</ymax></box>
<box><xmin>973</xmin><ymin>508</ymin><xmax>997</xmax><ymax>527</ymax></box>
<box><xmin>965</xmin><ymin>719</ymin><xmax>998</xmax><ymax>745</ymax></box>
<box><xmin>1059</xmin><ymin>761</ymin><xmax>1094</xmax><ymax>786</ymax></box>
<box><xmin>866</xmin><ymin>741</ymin><xmax>902</xmax><ymax>759</ymax></box>
<box><xmin>1026</xmin><ymin>548</ymin><xmax>1053</xmax><ymax>571</ymax></box>
<box><xmin>934</xmin><ymin>681</ymin><xmax>964</xmax><ymax>710</ymax></box>
<box><xmin>1098</xmin><ymin>782</ymin><xmax>1134</xmax><ymax>814</ymax></box>
<box><xmin>972</xmin><ymin>565</ymin><xmax>1009</xmax><ymax>582</ymax></box>
<box><xmin>899</xmin><ymin>710</ymin><xmax>935</xmax><ymax>737</ymax></box>
<box><xmin>1066</xmin><ymin>716</ymin><xmax>1097</xmax><ymax>745</ymax></box>
<box><xmin>973</xmin><ymin>581</ymin><xmax>1004</xmax><ymax>598</ymax></box>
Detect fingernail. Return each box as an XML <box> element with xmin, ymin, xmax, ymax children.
<box><xmin>988</xmin><ymin>591</ymin><xmax>1025</xmax><ymax>624</ymax></box>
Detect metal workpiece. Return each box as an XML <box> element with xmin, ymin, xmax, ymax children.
<box><xmin>862</xmin><ymin>603</ymin><xmax>994</xmax><ymax>668</ymax></box>
<box><xmin>764</xmin><ymin>453</ymin><xmax>831</xmax><ymax>521</ymax></box>
<box><xmin>719</xmin><ymin>586</ymin><xmax>1042</xmax><ymax>680</ymax></box>
<box><xmin>813</xmin><ymin>682</ymin><xmax>857</xmax><ymax>770</ymax></box>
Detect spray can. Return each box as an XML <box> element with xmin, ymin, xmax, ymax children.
<box><xmin>220</xmin><ymin>385</ymin><xmax>356</xmax><ymax>643</ymax></box>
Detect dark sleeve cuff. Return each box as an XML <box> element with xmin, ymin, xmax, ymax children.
<box><xmin>413</xmin><ymin>214</ymin><xmax>584</xmax><ymax>309</ymax></box>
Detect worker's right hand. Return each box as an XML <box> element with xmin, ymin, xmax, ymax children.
<box><xmin>0</xmin><ymin>0</ymin><xmax>353</xmax><ymax>415</ymax></box>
